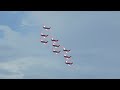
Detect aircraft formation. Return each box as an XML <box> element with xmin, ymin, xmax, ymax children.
<box><xmin>40</xmin><ymin>25</ymin><xmax>73</xmax><ymax>66</ymax></box>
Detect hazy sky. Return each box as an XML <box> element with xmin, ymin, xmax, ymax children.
<box><xmin>0</xmin><ymin>11</ymin><xmax>120</xmax><ymax>79</ymax></box>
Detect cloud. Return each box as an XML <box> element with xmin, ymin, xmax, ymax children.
<box><xmin>2</xmin><ymin>12</ymin><xmax>120</xmax><ymax>78</ymax></box>
<box><xmin>20</xmin><ymin>11</ymin><xmax>73</xmax><ymax>33</ymax></box>
<box><xmin>0</xmin><ymin>55</ymin><xmax>71</xmax><ymax>79</ymax></box>
<box><xmin>0</xmin><ymin>25</ymin><xmax>22</xmax><ymax>47</ymax></box>
<box><xmin>0</xmin><ymin>24</ymin><xmax>83</xmax><ymax>78</ymax></box>
<box><xmin>20</xmin><ymin>18</ymin><xmax>39</xmax><ymax>27</ymax></box>
<box><xmin>0</xmin><ymin>25</ymin><xmax>45</xmax><ymax>57</ymax></box>
<box><xmin>0</xmin><ymin>73</ymin><xmax>24</xmax><ymax>79</ymax></box>
<box><xmin>8</xmin><ymin>11</ymin><xmax>23</xmax><ymax>14</ymax></box>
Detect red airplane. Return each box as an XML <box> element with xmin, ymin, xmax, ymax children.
<box><xmin>64</xmin><ymin>54</ymin><xmax>72</xmax><ymax>58</ymax></box>
<box><xmin>41</xmin><ymin>40</ymin><xmax>48</xmax><ymax>44</ymax></box>
<box><xmin>65</xmin><ymin>61</ymin><xmax>73</xmax><ymax>65</ymax></box>
<box><xmin>51</xmin><ymin>38</ymin><xmax>59</xmax><ymax>42</ymax></box>
<box><xmin>43</xmin><ymin>25</ymin><xmax>51</xmax><ymax>29</ymax></box>
<box><xmin>63</xmin><ymin>48</ymin><xmax>71</xmax><ymax>53</ymax></box>
<box><xmin>53</xmin><ymin>50</ymin><xmax>61</xmax><ymax>54</ymax></box>
<box><xmin>52</xmin><ymin>43</ymin><xmax>60</xmax><ymax>47</ymax></box>
<box><xmin>41</xmin><ymin>33</ymin><xmax>48</xmax><ymax>37</ymax></box>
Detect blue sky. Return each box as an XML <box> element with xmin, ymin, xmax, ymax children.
<box><xmin>0</xmin><ymin>11</ymin><xmax>120</xmax><ymax>79</ymax></box>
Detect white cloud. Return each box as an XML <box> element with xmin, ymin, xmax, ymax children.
<box><xmin>20</xmin><ymin>18</ymin><xmax>39</xmax><ymax>27</ymax></box>
<box><xmin>10</xmin><ymin>11</ymin><xmax>22</xmax><ymax>14</ymax></box>
<box><xmin>0</xmin><ymin>55</ymin><xmax>68</xmax><ymax>79</ymax></box>
<box><xmin>0</xmin><ymin>13</ymin><xmax>98</xmax><ymax>79</ymax></box>
<box><xmin>0</xmin><ymin>25</ymin><xmax>22</xmax><ymax>48</ymax></box>
<box><xmin>0</xmin><ymin>25</ymin><xmax>45</xmax><ymax>57</ymax></box>
<box><xmin>0</xmin><ymin>73</ymin><xmax>24</xmax><ymax>79</ymax></box>
<box><xmin>20</xmin><ymin>11</ymin><xmax>70</xmax><ymax>33</ymax></box>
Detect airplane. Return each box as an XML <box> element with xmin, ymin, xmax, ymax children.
<box><xmin>51</xmin><ymin>38</ymin><xmax>59</xmax><ymax>42</ymax></box>
<box><xmin>43</xmin><ymin>25</ymin><xmax>51</xmax><ymax>29</ymax></box>
<box><xmin>65</xmin><ymin>61</ymin><xmax>73</xmax><ymax>65</ymax></box>
<box><xmin>63</xmin><ymin>48</ymin><xmax>71</xmax><ymax>53</ymax></box>
<box><xmin>64</xmin><ymin>54</ymin><xmax>72</xmax><ymax>58</ymax></box>
<box><xmin>52</xmin><ymin>43</ymin><xmax>60</xmax><ymax>47</ymax></box>
<box><xmin>53</xmin><ymin>50</ymin><xmax>61</xmax><ymax>54</ymax></box>
<box><xmin>41</xmin><ymin>33</ymin><xmax>48</xmax><ymax>37</ymax></box>
<box><xmin>41</xmin><ymin>40</ymin><xmax>48</xmax><ymax>44</ymax></box>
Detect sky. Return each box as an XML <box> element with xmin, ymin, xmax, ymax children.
<box><xmin>0</xmin><ymin>11</ymin><xmax>120</xmax><ymax>79</ymax></box>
